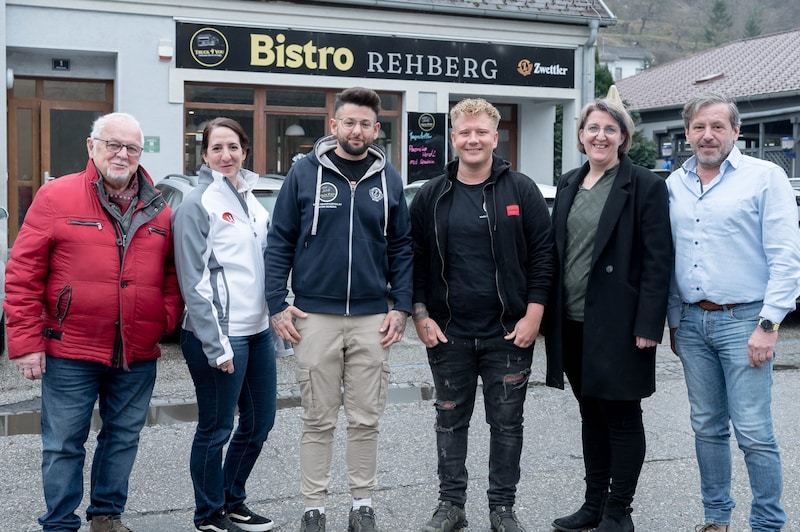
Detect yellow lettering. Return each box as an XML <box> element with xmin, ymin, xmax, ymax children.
<box><xmin>333</xmin><ymin>48</ymin><xmax>354</xmax><ymax>71</ymax></box>
<box><xmin>285</xmin><ymin>44</ymin><xmax>304</xmax><ymax>68</ymax></box>
<box><xmin>250</xmin><ymin>34</ymin><xmax>274</xmax><ymax>66</ymax></box>
<box><xmin>303</xmin><ymin>41</ymin><xmax>318</xmax><ymax>69</ymax></box>
<box><xmin>250</xmin><ymin>33</ymin><xmax>353</xmax><ymax>72</ymax></box>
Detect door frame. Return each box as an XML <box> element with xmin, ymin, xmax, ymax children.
<box><xmin>6</xmin><ymin>80</ymin><xmax>112</xmax><ymax>244</ymax></box>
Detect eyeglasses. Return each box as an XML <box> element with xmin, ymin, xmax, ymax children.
<box><xmin>584</xmin><ymin>125</ymin><xmax>620</xmax><ymax>137</ymax></box>
<box><xmin>336</xmin><ymin>118</ymin><xmax>376</xmax><ymax>131</ymax></box>
<box><xmin>94</xmin><ymin>138</ymin><xmax>143</xmax><ymax>157</ymax></box>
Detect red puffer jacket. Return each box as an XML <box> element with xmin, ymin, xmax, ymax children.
<box><xmin>4</xmin><ymin>160</ymin><xmax>183</xmax><ymax>367</ymax></box>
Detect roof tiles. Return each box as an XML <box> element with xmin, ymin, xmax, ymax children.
<box><xmin>615</xmin><ymin>29</ymin><xmax>800</xmax><ymax>111</ymax></box>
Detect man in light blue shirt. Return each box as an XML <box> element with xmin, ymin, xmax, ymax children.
<box><xmin>667</xmin><ymin>92</ymin><xmax>800</xmax><ymax>532</ymax></box>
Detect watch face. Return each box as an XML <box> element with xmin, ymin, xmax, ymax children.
<box><xmin>760</xmin><ymin>319</ymin><xmax>775</xmax><ymax>331</ymax></box>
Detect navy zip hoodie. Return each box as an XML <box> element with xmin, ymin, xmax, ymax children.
<box><xmin>265</xmin><ymin>135</ymin><xmax>413</xmax><ymax>316</ymax></box>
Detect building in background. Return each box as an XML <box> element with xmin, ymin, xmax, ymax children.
<box><xmin>616</xmin><ymin>29</ymin><xmax>800</xmax><ymax>179</ymax></box>
<box><xmin>598</xmin><ymin>43</ymin><xmax>653</xmax><ymax>81</ymax></box>
<box><xmin>1</xmin><ymin>0</ymin><xmax>615</xmax><ymax>247</ymax></box>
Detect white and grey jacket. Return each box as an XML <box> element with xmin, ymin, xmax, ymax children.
<box><xmin>172</xmin><ymin>165</ymin><xmax>270</xmax><ymax>366</ymax></box>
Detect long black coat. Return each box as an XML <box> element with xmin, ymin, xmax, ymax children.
<box><xmin>544</xmin><ymin>155</ymin><xmax>672</xmax><ymax>400</ymax></box>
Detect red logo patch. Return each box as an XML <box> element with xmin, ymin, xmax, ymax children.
<box><xmin>222</xmin><ymin>212</ymin><xmax>235</xmax><ymax>224</ymax></box>
<box><xmin>506</xmin><ymin>205</ymin><xmax>520</xmax><ymax>216</ymax></box>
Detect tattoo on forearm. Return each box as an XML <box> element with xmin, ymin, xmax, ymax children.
<box><xmin>412</xmin><ymin>303</ymin><xmax>429</xmax><ymax>322</ymax></box>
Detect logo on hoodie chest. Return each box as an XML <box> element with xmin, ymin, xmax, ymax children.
<box><xmin>319</xmin><ymin>182</ymin><xmax>341</xmax><ymax>209</ymax></box>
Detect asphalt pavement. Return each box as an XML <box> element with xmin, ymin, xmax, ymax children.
<box><xmin>4</xmin><ymin>315</ymin><xmax>800</xmax><ymax>531</ymax></box>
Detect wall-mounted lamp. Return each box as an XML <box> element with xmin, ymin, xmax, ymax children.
<box><xmin>6</xmin><ymin>68</ymin><xmax>14</xmax><ymax>90</ymax></box>
<box><xmin>782</xmin><ymin>136</ymin><xmax>796</xmax><ymax>158</ymax></box>
<box><xmin>661</xmin><ymin>142</ymin><xmax>674</xmax><ymax>169</ymax></box>
<box><xmin>285</xmin><ymin>124</ymin><xmax>305</xmax><ymax>137</ymax></box>
<box><xmin>158</xmin><ymin>39</ymin><xmax>174</xmax><ymax>61</ymax></box>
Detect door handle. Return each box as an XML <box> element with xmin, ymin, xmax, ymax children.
<box><xmin>44</xmin><ymin>171</ymin><xmax>52</xmax><ymax>182</ymax></box>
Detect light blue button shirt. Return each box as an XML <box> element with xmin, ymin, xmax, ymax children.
<box><xmin>667</xmin><ymin>146</ymin><xmax>800</xmax><ymax>327</ymax></box>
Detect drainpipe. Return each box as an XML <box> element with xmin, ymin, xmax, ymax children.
<box><xmin>583</xmin><ymin>19</ymin><xmax>599</xmax><ymax>108</ymax></box>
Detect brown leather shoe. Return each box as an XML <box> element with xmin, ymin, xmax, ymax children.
<box><xmin>89</xmin><ymin>515</ymin><xmax>133</xmax><ymax>532</ymax></box>
<box><xmin>695</xmin><ymin>524</ymin><xmax>729</xmax><ymax>532</ymax></box>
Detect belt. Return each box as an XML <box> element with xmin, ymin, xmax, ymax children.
<box><xmin>695</xmin><ymin>300</ymin><xmax>740</xmax><ymax>311</ymax></box>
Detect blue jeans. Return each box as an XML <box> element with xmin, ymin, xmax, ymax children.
<box><xmin>676</xmin><ymin>301</ymin><xmax>785</xmax><ymax>531</ymax></box>
<box><xmin>39</xmin><ymin>356</ymin><xmax>156</xmax><ymax>532</ymax></box>
<box><xmin>181</xmin><ymin>328</ymin><xmax>277</xmax><ymax>525</ymax></box>
<box><xmin>427</xmin><ymin>335</ymin><xmax>533</xmax><ymax>509</ymax></box>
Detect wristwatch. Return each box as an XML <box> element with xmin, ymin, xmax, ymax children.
<box><xmin>758</xmin><ymin>318</ymin><xmax>780</xmax><ymax>333</ymax></box>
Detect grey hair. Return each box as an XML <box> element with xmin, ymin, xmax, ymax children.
<box><xmin>89</xmin><ymin>112</ymin><xmax>144</xmax><ymax>145</ymax></box>
<box><xmin>681</xmin><ymin>92</ymin><xmax>741</xmax><ymax>130</ymax></box>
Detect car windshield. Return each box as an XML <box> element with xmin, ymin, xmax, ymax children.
<box><xmin>254</xmin><ymin>190</ymin><xmax>280</xmax><ymax>216</ymax></box>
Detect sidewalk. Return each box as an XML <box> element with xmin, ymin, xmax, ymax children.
<box><xmin>2</xmin><ymin>332</ymin><xmax>800</xmax><ymax>530</ymax></box>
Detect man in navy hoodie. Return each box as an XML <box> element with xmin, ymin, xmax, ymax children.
<box><xmin>266</xmin><ymin>87</ymin><xmax>413</xmax><ymax>532</ymax></box>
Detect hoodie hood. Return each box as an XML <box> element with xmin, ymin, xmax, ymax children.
<box><xmin>306</xmin><ymin>134</ymin><xmax>391</xmax><ymax>236</ymax></box>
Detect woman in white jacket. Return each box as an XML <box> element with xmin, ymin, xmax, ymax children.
<box><xmin>173</xmin><ymin>117</ymin><xmax>276</xmax><ymax>532</ymax></box>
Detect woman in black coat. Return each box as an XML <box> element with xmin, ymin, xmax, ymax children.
<box><xmin>545</xmin><ymin>95</ymin><xmax>672</xmax><ymax>532</ymax></box>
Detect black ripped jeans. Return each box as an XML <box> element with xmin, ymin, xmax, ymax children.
<box><xmin>427</xmin><ymin>334</ymin><xmax>534</xmax><ymax>509</ymax></box>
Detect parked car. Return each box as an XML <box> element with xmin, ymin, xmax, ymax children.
<box><xmin>155</xmin><ymin>174</ymin><xmax>198</xmax><ymax>209</ymax></box>
<box><xmin>254</xmin><ymin>174</ymin><xmax>286</xmax><ymax>216</ymax></box>
<box><xmin>404</xmin><ymin>178</ymin><xmax>557</xmax><ymax>214</ymax></box>
<box><xmin>155</xmin><ymin>173</ymin><xmax>286</xmax><ymax>218</ymax></box>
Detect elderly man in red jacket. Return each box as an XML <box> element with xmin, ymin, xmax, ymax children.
<box><xmin>4</xmin><ymin>112</ymin><xmax>183</xmax><ymax>532</ymax></box>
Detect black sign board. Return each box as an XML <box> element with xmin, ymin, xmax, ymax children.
<box><xmin>176</xmin><ymin>23</ymin><xmax>575</xmax><ymax>88</ymax></box>
<box><xmin>407</xmin><ymin>112</ymin><xmax>447</xmax><ymax>183</ymax></box>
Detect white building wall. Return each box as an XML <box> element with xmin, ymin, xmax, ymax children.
<box><xmin>6</xmin><ymin>0</ymin><xmax>594</xmax><ymax>185</ymax></box>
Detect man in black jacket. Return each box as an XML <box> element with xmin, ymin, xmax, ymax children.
<box><xmin>410</xmin><ymin>98</ymin><xmax>554</xmax><ymax>532</ymax></box>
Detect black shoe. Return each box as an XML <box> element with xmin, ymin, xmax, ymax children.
<box><xmin>421</xmin><ymin>501</ymin><xmax>467</xmax><ymax>532</ymax></box>
<box><xmin>300</xmin><ymin>509</ymin><xmax>326</xmax><ymax>532</ymax></box>
<box><xmin>594</xmin><ymin>505</ymin><xmax>634</xmax><ymax>532</ymax></box>
<box><xmin>489</xmin><ymin>506</ymin><xmax>527</xmax><ymax>532</ymax></box>
<box><xmin>197</xmin><ymin>511</ymin><xmax>246</xmax><ymax>532</ymax></box>
<box><xmin>348</xmin><ymin>506</ymin><xmax>379</xmax><ymax>532</ymax></box>
<box><xmin>552</xmin><ymin>504</ymin><xmax>604</xmax><ymax>531</ymax></box>
<box><xmin>228</xmin><ymin>503</ymin><xmax>274</xmax><ymax>531</ymax></box>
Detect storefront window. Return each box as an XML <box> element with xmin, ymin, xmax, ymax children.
<box><xmin>266</xmin><ymin>114</ymin><xmax>327</xmax><ymax>175</ymax></box>
<box><xmin>266</xmin><ymin>89</ymin><xmax>326</xmax><ymax>107</ymax></box>
<box><xmin>184</xmin><ymin>83</ymin><xmax>401</xmax><ymax>175</ymax></box>
<box><xmin>185</xmin><ymin>109</ymin><xmax>254</xmax><ymax>174</ymax></box>
<box><xmin>186</xmin><ymin>85</ymin><xmax>254</xmax><ymax>105</ymax></box>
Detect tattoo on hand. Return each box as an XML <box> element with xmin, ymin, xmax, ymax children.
<box><xmin>272</xmin><ymin>310</ymin><xmax>290</xmax><ymax>324</ymax></box>
<box><xmin>392</xmin><ymin>312</ymin><xmax>407</xmax><ymax>335</ymax></box>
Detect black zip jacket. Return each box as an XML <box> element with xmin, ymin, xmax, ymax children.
<box><xmin>409</xmin><ymin>155</ymin><xmax>554</xmax><ymax>334</ymax></box>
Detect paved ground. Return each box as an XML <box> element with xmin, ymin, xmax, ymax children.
<box><xmin>4</xmin><ymin>314</ymin><xmax>800</xmax><ymax>531</ymax></box>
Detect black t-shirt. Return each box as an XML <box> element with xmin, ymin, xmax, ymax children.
<box><xmin>328</xmin><ymin>151</ymin><xmax>377</xmax><ymax>183</ymax></box>
<box><xmin>445</xmin><ymin>179</ymin><xmax>504</xmax><ymax>338</ymax></box>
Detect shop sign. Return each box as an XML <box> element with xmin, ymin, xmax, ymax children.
<box><xmin>407</xmin><ymin>113</ymin><xmax>447</xmax><ymax>183</ymax></box>
<box><xmin>176</xmin><ymin>23</ymin><xmax>574</xmax><ymax>88</ymax></box>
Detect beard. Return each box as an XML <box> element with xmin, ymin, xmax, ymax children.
<box><xmin>696</xmin><ymin>139</ymin><xmax>734</xmax><ymax>169</ymax></box>
<box><xmin>338</xmin><ymin>134</ymin><xmax>371</xmax><ymax>157</ymax></box>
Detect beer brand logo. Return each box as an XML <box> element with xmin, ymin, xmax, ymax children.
<box><xmin>190</xmin><ymin>28</ymin><xmax>229</xmax><ymax>67</ymax></box>
<box><xmin>517</xmin><ymin>59</ymin><xmax>533</xmax><ymax>77</ymax></box>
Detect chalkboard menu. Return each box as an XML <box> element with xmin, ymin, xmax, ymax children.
<box><xmin>407</xmin><ymin>112</ymin><xmax>447</xmax><ymax>183</ymax></box>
